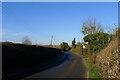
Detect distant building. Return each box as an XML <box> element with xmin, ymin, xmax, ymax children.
<box><xmin>82</xmin><ymin>44</ymin><xmax>86</xmax><ymax>49</ymax></box>
<box><xmin>82</xmin><ymin>42</ymin><xmax>88</xmax><ymax>55</ymax></box>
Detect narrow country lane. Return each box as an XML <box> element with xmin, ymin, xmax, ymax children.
<box><xmin>23</xmin><ymin>52</ymin><xmax>88</xmax><ymax>78</ymax></box>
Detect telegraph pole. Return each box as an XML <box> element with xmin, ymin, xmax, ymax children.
<box><xmin>50</xmin><ymin>36</ymin><xmax>53</xmax><ymax>46</ymax></box>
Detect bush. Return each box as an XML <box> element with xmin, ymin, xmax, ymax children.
<box><xmin>60</xmin><ymin>42</ymin><xmax>71</xmax><ymax>51</ymax></box>
<box><xmin>22</xmin><ymin>36</ymin><xmax>32</xmax><ymax>45</ymax></box>
<box><xmin>83</xmin><ymin>32</ymin><xmax>112</xmax><ymax>54</ymax></box>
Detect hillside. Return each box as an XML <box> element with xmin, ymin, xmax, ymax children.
<box><xmin>96</xmin><ymin>37</ymin><xmax>119</xmax><ymax>78</ymax></box>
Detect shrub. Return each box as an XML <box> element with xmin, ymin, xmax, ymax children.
<box><xmin>60</xmin><ymin>42</ymin><xmax>70</xmax><ymax>51</ymax></box>
<box><xmin>83</xmin><ymin>32</ymin><xmax>112</xmax><ymax>54</ymax></box>
<box><xmin>22</xmin><ymin>36</ymin><xmax>32</xmax><ymax>45</ymax></box>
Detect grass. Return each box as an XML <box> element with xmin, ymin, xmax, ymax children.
<box><xmin>2</xmin><ymin>42</ymin><xmax>64</xmax><ymax>78</ymax></box>
<box><xmin>70</xmin><ymin>47</ymin><xmax>100</xmax><ymax>79</ymax></box>
<box><xmin>84</xmin><ymin>58</ymin><xmax>100</xmax><ymax>79</ymax></box>
<box><xmin>70</xmin><ymin>46</ymin><xmax>82</xmax><ymax>55</ymax></box>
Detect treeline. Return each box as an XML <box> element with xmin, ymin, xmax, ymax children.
<box><xmin>69</xmin><ymin>17</ymin><xmax>118</xmax><ymax>78</ymax></box>
<box><xmin>81</xmin><ymin>17</ymin><xmax>117</xmax><ymax>55</ymax></box>
<box><xmin>60</xmin><ymin>17</ymin><xmax>118</xmax><ymax>54</ymax></box>
<box><xmin>60</xmin><ymin>17</ymin><xmax>118</xmax><ymax>64</ymax></box>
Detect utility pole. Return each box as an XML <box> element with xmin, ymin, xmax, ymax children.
<box><xmin>50</xmin><ymin>36</ymin><xmax>53</xmax><ymax>46</ymax></box>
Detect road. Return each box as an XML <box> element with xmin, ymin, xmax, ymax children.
<box><xmin>23</xmin><ymin>52</ymin><xmax>88</xmax><ymax>78</ymax></box>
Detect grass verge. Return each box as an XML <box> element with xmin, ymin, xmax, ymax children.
<box><xmin>84</xmin><ymin>57</ymin><xmax>100</xmax><ymax>79</ymax></box>
<box><xmin>71</xmin><ymin>48</ymin><xmax>100</xmax><ymax>79</ymax></box>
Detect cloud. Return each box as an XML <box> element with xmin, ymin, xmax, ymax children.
<box><xmin>0</xmin><ymin>29</ymin><xmax>3</xmax><ymax>41</ymax></box>
<box><xmin>0</xmin><ymin>28</ymin><xmax>5</xmax><ymax>36</ymax></box>
<box><xmin>1</xmin><ymin>29</ymin><xmax>31</xmax><ymax>37</ymax></box>
<box><xmin>11</xmin><ymin>33</ymin><xmax>21</xmax><ymax>37</ymax></box>
<box><xmin>0</xmin><ymin>29</ymin><xmax>2</xmax><ymax>36</ymax></box>
<box><xmin>0</xmin><ymin>28</ymin><xmax>9</xmax><ymax>38</ymax></box>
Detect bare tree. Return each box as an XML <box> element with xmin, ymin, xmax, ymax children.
<box><xmin>81</xmin><ymin>17</ymin><xmax>104</xmax><ymax>35</ymax></box>
<box><xmin>107</xmin><ymin>24</ymin><xmax>118</xmax><ymax>35</ymax></box>
<box><xmin>95</xmin><ymin>24</ymin><xmax>104</xmax><ymax>33</ymax></box>
<box><xmin>22</xmin><ymin>36</ymin><xmax>32</xmax><ymax>45</ymax></box>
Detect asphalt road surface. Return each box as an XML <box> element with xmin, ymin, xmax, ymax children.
<box><xmin>24</xmin><ymin>52</ymin><xmax>88</xmax><ymax>78</ymax></box>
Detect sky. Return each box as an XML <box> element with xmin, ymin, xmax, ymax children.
<box><xmin>1</xmin><ymin>0</ymin><xmax>119</xmax><ymax>2</ymax></box>
<box><xmin>2</xmin><ymin>2</ymin><xmax>118</xmax><ymax>45</ymax></box>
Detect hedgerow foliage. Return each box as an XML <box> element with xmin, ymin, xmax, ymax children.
<box><xmin>60</xmin><ymin>42</ymin><xmax>70</xmax><ymax>51</ymax></box>
<box><xmin>83</xmin><ymin>32</ymin><xmax>112</xmax><ymax>54</ymax></box>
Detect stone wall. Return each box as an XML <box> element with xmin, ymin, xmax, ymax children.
<box><xmin>96</xmin><ymin>38</ymin><xmax>120</xmax><ymax>78</ymax></box>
